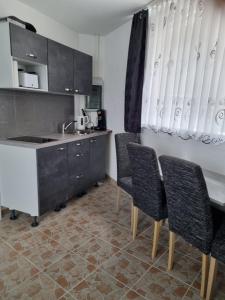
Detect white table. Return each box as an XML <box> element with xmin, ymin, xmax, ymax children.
<box><xmin>204</xmin><ymin>170</ymin><xmax>225</xmax><ymax>208</ymax></box>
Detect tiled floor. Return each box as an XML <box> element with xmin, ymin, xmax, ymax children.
<box><xmin>0</xmin><ymin>180</ymin><xmax>225</xmax><ymax>299</ymax></box>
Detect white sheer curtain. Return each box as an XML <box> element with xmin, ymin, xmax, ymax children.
<box><xmin>142</xmin><ymin>0</ymin><xmax>225</xmax><ymax>145</ymax></box>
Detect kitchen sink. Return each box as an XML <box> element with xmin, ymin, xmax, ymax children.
<box><xmin>7</xmin><ymin>136</ymin><xmax>58</xmax><ymax>144</ymax></box>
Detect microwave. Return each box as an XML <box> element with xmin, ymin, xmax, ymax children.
<box><xmin>18</xmin><ymin>71</ymin><xmax>39</xmax><ymax>89</ymax></box>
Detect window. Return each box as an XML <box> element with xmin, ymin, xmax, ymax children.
<box><xmin>142</xmin><ymin>0</ymin><xmax>225</xmax><ymax>144</ymax></box>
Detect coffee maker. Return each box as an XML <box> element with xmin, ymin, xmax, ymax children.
<box><xmin>95</xmin><ymin>109</ymin><xmax>106</xmax><ymax>131</ymax></box>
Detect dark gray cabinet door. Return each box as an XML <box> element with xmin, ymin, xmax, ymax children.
<box><xmin>74</xmin><ymin>50</ymin><xmax>92</xmax><ymax>96</ymax></box>
<box><xmin>10</xmin><ymin>24</ymin><xmax>47</xmax><ymax>64</ymax></box>
<box><xmin>37</xmin><ymin>144</ymin><xmax>68</xmax><ymax>215</ymax></box>
<box><xmin>89</xmin><ymin>135</ymin><xmax>107</xmax><ymax>185</ymax></box>
<box><xmin>48</xmin><ymin>40</ymin><xmax>74</xmax><ymax>94</ymax></box>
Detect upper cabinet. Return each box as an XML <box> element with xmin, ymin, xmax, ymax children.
<box><xmin>0</xmin><ymin>22</ymin><xmax>93</xmax><ymax>95</ymax></box>
<box><xmin>10</xmin><ymin>23</ymin><xmax>47</xmax><ymax>65</ymax></box>
<box><xmin>48</xmin><ymin>40</ymin><xmax>74</xmax><ymax>95</ymax></box>
<box><xmin>74</xmin><ymin>50</ymin><xmax>92</xmax><ymax>96</ymax></box>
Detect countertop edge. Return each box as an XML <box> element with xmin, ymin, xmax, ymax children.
<box><xmin>0</xmin><ymin>130</ymin><xmax>112</xmax><ymax>149</ymax></box>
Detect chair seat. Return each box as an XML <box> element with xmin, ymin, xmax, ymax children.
<box><xmin>118</xmin><ymin>176</ymin><xmax>132</xmax><ymax>196</ymax></box>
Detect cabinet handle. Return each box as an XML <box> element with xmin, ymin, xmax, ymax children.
<box><xmin>26</xmin><ymin>53</ymin><xmax>37</xmax><ymax>59</ymax></box>
<box><xmin>90</xmin><ymin>139</ymin><xmax>97</xmax><ymax>143</ymax></box>
<box><xmin>76</xmin><ymin>143</ymin><xmax>81</xmax><ymax>146</ymax></box>
<box><xmin>65</xmin><ymin>88</ymin><xmax>73</xmax><ymax>92</ymax></box>
<box><xmin>76</xmin><ymin>153</ymin><xmax>83</xmax><ymax>157</ymax></box>
<box><xmin>76</xmin><ymin>174</ymin><xmax>84</xmax><ymax>179</ymax></box>
<box><xmin>75</xmin><ymin>89</ymin><xmax>79</xmax><ymax>93</ymax></box>
<box><xmin>57</xmin><ymin>147</ymin><xmax>65</xmax><ymax>151</ymax></box>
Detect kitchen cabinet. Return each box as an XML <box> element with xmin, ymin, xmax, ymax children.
<box><xmin>89</xmin><ymin>135</ymin><xmax>107</xmax><ymax>185</ymax></box>
<box><xmin>0</xmin><ymin>22</ymin><xmax>93</xmax><ymax>95</ymax></box>
<box><xmin>0</xmin><ymin>132</ymin><xmax>109</xmax><ymax>225</ymax></box>
<box><xmin>68</xmin><ymin>139</ymin><xmax>90</xmax><ymax>197</ymax></box>
<box><xmin>37</xmin><ymin>144</ymin><xmax>68</xmax><ymax>215</ymax></box>
<box><xmin>74</xmin><ymin>50</ymin><xmax>92</xmax><ymax>95</ymax></box>
<box><xmin>10</xmin><ymin>23</ymin><xmax>47</xmax><ymax>65</ymax></box>
<box><xmin>48</xmin><ymin>40</ymin><xmax>74</xmax><ymax>94</ymax></box>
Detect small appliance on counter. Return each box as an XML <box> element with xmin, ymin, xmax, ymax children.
<box><xmin>95</xmin><ymin>109</ymin><xmax>107</xmax><ymax>131</ymax></box>
<box><xmin>18</xmin><ymin>69</ymin><xmax>39</xmax><ymax>89</ymax></box>
<box><xmin>76</xmin><ymin>114</ymin><xmax>89</xmax><ymax>131</ymax></box>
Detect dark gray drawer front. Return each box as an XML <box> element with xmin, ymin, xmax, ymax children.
<box><xmin>10</xmin><ymin>24</ymin><xmax>47</xmax><ymax>64</ymax></box>
<box><xmin>68</xmin><ymin>152</ymin><xmax>89</xmax><ymax>175</ymax></box>
<box><xmin>68</xmin><ymin>139</ymin><xmax>89</xmax><ymax>156</ymax></box>
<box><xmin>68</xmin><ymin>172</ymin><xmax>89</xmax><ymax>198</ymax></box>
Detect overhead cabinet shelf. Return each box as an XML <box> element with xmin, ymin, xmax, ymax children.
<box><xmin>0</xmin><ymin>22</ymin><xmax>93</xmax><ymax>96</ymax></box>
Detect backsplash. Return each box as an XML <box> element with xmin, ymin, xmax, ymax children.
<box><xmin>0</xmin><ymin>90</ymin><xmax>74</xmax><ymax>138</ymax></box>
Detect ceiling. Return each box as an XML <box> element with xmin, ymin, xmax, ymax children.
<box><xmin>18</xmin><ymin>0</ymin><xmax>150</xmax><ymax>35</ymax></box>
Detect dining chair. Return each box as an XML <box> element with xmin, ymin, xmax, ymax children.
<box><xmin>127</xmin><ymin>143</ymin><xmax>167</xmax><ymax>259</ymax></box>
<box><xmin>159</xmin><ymin>155</ymin><xmax>215</xmax><ymax>298</ymax></box>
<box><xmin>115</xmin><ymin>132</ymin><xmax>140</xmax><ymax>213</ymax></box>
<box><xmin>206</xmin><ymin>217</ymin><xmax>225</xmax><ymax>300</ymax></box>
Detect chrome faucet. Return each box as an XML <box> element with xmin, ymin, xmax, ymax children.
<box><xmin>62</xmin><ymin>121</ymin><xmax>76</xmax><ymax>134</ymax></box>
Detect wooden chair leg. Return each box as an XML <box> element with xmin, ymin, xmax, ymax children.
<box><xmin>152</xmin><ymin>220</ymin><xmax>162</xmax><ymax>259</ymax></box>
<box><xmin>132</xmin><ymin>206</ymin><xmax>139</xmax><ymax>240</ymax></box>
<box><xmin>168</xmin><ymin>231</ymin><xmax>176</xmax><ymax>271</ymax></box>
<box><xmin>131</xmin><ymin>201</ymin><xmax>134</xmax><ymax>232</ymax></box>
<box><xmin>201</xmin><ymin>254</ymin><xmax>210</xmax><ymax>298</ymax></box>
<box><xmin>206</xmin><ymin>257</ymin><xmax>218</xmax><ymax>300</ymax></box>
<box><xmin>116</xmin><ymin>187</ymin><xmax>121</xmax><ymax>211</ymax></box>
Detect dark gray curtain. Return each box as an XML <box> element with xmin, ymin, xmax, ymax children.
<box><xmin>124</xmin><ymin>10</ymin><xmax>148</xmax><ymax>133</ymax></box>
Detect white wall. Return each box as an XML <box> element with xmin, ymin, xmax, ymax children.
<box><xmin>0</xmin><ymin>0</ymin><xmax>79</xmax><ymax>48</ymax></box>
<box><xmin>102</xmin><ymin>20</ymin><xmax>225</xmax><ymax>180</ymax></box>
<box><xmin>102</xmin><ymin>21</ymin><xmax>131</xmax><ymax>179</ymax></box>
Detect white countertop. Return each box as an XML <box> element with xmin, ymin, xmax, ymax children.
<box><xmin>0</xmin><ymin>130</ymin><xmax>112</xmax><ymax>149</ymax></box>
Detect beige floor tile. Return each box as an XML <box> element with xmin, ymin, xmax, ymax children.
<box><xmin>0</xmin><ymin>243</ymin><xmax>39</xmax><ymax>296</ymax></box>
<box><xmin>121</xmin><ymin>290</ymin><xmax>148</xmax><ymax>300</ymax></box>
<box><xmin>155</xmin><ymin>251</ymin><xmax>201</xmax><ymax>286</ymax></box>
<box><xmin>3</xmin><ymin>272</ymin><xmax>65</xmax><ymax>300</ymax></box>
<box><xmin>45</xmin><ymin>252</ymin><xmax>96</xmax><ymax>291</ymax></box>
<box><xmin>76</xmin><ymin>237</ymin><xmax>120</xmax><ymax>266</ymax></box>
<box><xmin>124</xmin><ymin>235</ymin><xmax>166</xmax><ymax>264</ymax></box>
<box><xmin>183</xmin><ymin>287</ymin><xmax>225</xmax><ymax>300</ymax></box>
<box><xmin>59</xmin><ymin>293</ymin><xmax>77</xmax><ymax>300</ymax></box>
<box><xmin>141</xmin><ymin>224</ymin><xmax>169</xmax><ymax>245</ymax></box>
<box><xmin>40</xmin><ymin>220</ymin><xmax>92</xmax><ymax>251</ymax></box>
<box><xmin>69</xmin><ymin>269</ymin><xmax>129</xmax><ymax>300</ymax></box>
<box><xmin>6</xmin><ymin>230</ymin><xmax>50</xmax><ymax>253</ymax></box>
<box><xmin>0</xmin><ymin>218</ymin><xmax>31</xmax><ymax>241</ymax></box>
<box><xmin>175</xmin><ymin>238</ymin><xmax>202</xmax><ymax>262</ymax></box>
<box><xmin>192</xmin><ymin>261</ymin><xmax>225</xmax><ymax>295</ymax></box>
<box><xmin>97</xmin><ymin>222</ymin><xmax>133</xmax><ymax>249</ymax></box>
<box><xmin>133</xmin><ymin>267</ymin><xmax>189</xmax><ymax>300</ymax></box>
<box><xmin>102</xmin><ymin>250</ymin><xmax>150</xmax><ymax>288</ymax></box>
<box><xmin>21</xmin><ymin>239</ymin><xmax>68</xmax><ymax>270</ymax></box>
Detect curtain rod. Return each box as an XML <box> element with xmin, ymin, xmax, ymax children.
<box><xmin>132</xmin><ymin>0</ymin><xmax>157</xmax><ymax>15</ymax></box>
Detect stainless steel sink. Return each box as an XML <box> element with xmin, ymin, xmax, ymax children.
<box><xmin>7</xmin><ymin>136</ymin><xmax>58</xmax><ymax>144</ymax></box>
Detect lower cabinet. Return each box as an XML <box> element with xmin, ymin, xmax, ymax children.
<box><xmin>37</xmin><ymin>134</ymin><xmax>108</xmax><ymax>215</ymax></box>
<box><xmin>37</xmin><ymin>144</ymin><xmax>68</xmax><ymax>215</ymax></box>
